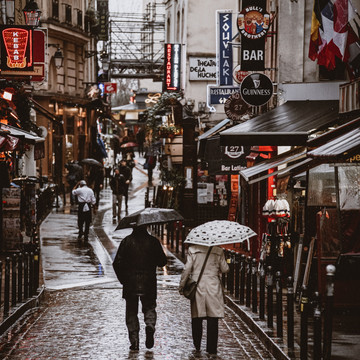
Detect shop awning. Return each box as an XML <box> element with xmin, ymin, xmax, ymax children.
<box><xmin>220</xmin><ymin>100</ymin><xmax>340</xmax><ymax>146</ymax></box>
<box><xmin>112</xmin><ymin>103</ymin><xmax>147</xmax><ymax>112</ymax></box>
<box><xmin>308</xmin><ymin>127</ymin><xmax>360</xmax><ymax>159</ymax></box>
<box><xmin>198</xmin><ymin>119</ymin><xmax>231</xmax><ymax>141</ymax></box>
<box><xmin>30</xmin><ymin>99</ymin><xmax>62</xmax><ymax>124</ymax></box>
<box><xmin>0</xmin><ymin>124</ymin><xmax>44</xmax><ymax>145</ymax></box>
<box><xmin>240</xmin><ymin>147</ymin><xmax>312</xmax><ymax>185</ymax></box>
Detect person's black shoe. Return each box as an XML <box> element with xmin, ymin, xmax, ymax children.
<box><xmin>129</xmin><ymin>343</ymin><xmax>139</xmax><ymax>351</ymax></box>
<box><xmin>145</xmin><ymin>326</ymin><xmax>155</xmax><ymax>349</ymax></box>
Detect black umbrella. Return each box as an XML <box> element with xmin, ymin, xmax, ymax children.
<box><xmin>80</xmin><ymin>158</ymin><xmax>103</xmax><ymax>167</ymax></box>
<box><xmin>115</xmin><ymin>207</ymin><xmax>184</xmax><ymax>230</ymax></box>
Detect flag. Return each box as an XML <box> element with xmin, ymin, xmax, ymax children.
<box><xmin>309</xmin><ymin>0</ymin><xmax>356</xmax><ymax>70</ymax></box>
<box><xmin>344</xmin><ymin>24</ymin><xmax>360</xmax><ymax>78</ymax></box>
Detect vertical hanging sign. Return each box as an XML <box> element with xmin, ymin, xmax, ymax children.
<box><xmin>217</xmin><ymin>11</ymin><xmax>233</xmax><ymax>86</ymax></box>
<box><xmin>238</xmin><ymin>0</ymin><xmax>269</xmax><ymax>71</ymax></box>
<box><xmin>97</xmin><ymin>0</ymin><xmax>109</xmax><ymax>41</ymax></box>
<box><xmin>163</xmin><ymin>43</ymin><xmax>181</xmax><ymax>92</ymax></box>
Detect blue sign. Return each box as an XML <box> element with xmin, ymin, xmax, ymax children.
<box><xmin>208</xmin><ymin>86</ymin><xmax>240</xmax><ymax>105</ymax></box>
<box><xmin>217</xmin><ymin>11</ymin><xmax>233</xmax><ymax>86</ymax></box>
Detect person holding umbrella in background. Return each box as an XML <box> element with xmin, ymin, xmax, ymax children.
<box><xmin>109</xmin><ymin>167</ymin><xmax>126</xmax><ymax>221</ymax></box>
<box><xmin>72</xmin><ymin>180</ymin><xmax>96</xmax><ymax>241</ymax></box>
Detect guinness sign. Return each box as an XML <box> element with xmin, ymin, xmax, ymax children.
<box><xmin>240</xmin><ymin>73</ymin><xmax>273</xmax><ymax>106</ymax></box>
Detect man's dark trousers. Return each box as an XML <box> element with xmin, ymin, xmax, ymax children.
<box><xmin>125</xmin><ymin>295</ymin><xmax>156</xmax><ymax>346</ymax></box>
<box><xmin>78</xmin><ymin>203</ymin><xmax>91</xmax><ymax>239</ymax></box>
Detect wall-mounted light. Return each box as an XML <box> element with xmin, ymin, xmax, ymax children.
<box><xmin>100</xmin><ymin>51</ymin><xmax>110</xmax><ymax>71</ymax></box>
<box><xmin>23</xmin><ymin>0</ymin><xmax>41</xmax><ymax>26</ymax></box>
<box><xmin>48</xmin><ymin>44</ymin><xmax>64</xmax><ymax>69</ymax></box>
<box><xmin>186</xmin><ymin>99</ymin><xmax>195</xmax><ymax>111</ymax></box>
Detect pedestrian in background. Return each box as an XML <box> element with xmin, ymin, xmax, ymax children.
<box><xmin>72</xmin><ymin>180</ymin><xmax>96</xmax><ymax>241</ymax></box>
<box><xmin>144</xmin><ymin>146</ymin><xmax>156</xmax><ymax>184</ymax></box>
<box><xmin>136</xmin><ymin>127</ymin><xmax>145</xmax><ymax>156</ymax></box>
<box><xmin>112</xmin><ymin>225</ymin><xmax>167</xmax><ymax>351</ymax></box>
<box><xmin>118</xmin><ymin>159</ymin><xmax>132</xmax><ymax>211</ymax></box>
<box><xmin>109</xmin><ymin>168</ymin><xmax>126</xmax><ymax>221</ymax></box>
<box><xmin>179</xmin><ymin>245</ymin><xmax>229</xmax><ymax>355</ymax></box>
<box><xmin>88</xmin><ymin>166</ymin><xmax>104</xmax><ymax>209</ymax></box>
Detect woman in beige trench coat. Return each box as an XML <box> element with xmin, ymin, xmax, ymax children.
<box><xmin>179</xmin><ymin>244</ymin><xmax>229</xmax><ymax>355</ymax></box>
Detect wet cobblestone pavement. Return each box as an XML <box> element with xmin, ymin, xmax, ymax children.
<box><xmin>0</xmin><ymin>286</ymin><xmax>275</xmax><ymax>359</ymax></box>
<box><xmin>0</xmin><ymin>158</ymin><xmax>275</xmax><ymax>359</ymax></box>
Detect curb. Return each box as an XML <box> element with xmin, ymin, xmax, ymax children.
<box><xmin>0</xmin><ymin>285</ymin><xmax>46</xmax><ymax>335</ymax></box>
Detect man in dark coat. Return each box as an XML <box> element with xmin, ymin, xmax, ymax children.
<box><xmin>118</xmin><ymin>159</ymin><xmax>132</xmax><ymax>210</ymax></box>
<box><xmin>113</xmin><ymin>226</ymin><xmax>167</xmax><ymax>351</ymax></box>
<box><xmin>109</xmin><ymin>168</ymin><xmax>126</xmax><ymax>221</ymax></box>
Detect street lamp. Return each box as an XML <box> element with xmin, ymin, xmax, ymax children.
<box><xmin>100</xmin><ymin>51</ymin><xmax>110</xmax><ymax>71</ymax></box>
<box><xmin>48</xmin><ymin>44</ymin><xmax>64</xmax><ymax>69</ymax></box>
<box><xmin>22</xmin><ymin>0</ymin><xmax>41</xmax><ymax>26</ymax></box>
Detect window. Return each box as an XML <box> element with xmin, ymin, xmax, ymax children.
<box><xmin>52</xmin><ymin>0</ymin><xmax>59</xmax><ymax>20</ymax></box>
<box><xmin>77</xmin><ymin>10</ymin><xmax>83</xmax><ymax>28</ymax></box>
<box><xmin>65</xmin><ymin>4</ymin><xmax>72</xmax><ymax>24</ymax></box>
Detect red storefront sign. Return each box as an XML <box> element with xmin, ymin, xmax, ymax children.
<box><xmin>104</xmin><ymin>82</ymin><xmax>117</xmax><ymax>93</ymax></box>
<box><xmin>0</xmin><ymin>26</ymin><xmax>45</xmax><ymax>81</ymax></box>
<box><xmin>163</xmin><ymin>43</ymin><xmax>181</xmax><ymax>92</ymax></box>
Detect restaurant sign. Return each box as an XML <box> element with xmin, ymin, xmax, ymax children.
<box><xmin>240</xmin><ymin>72</ymin><xmax>273</xmax><ymax>106</ymax></box>
<box><xmin>163</xmin><ymin>43</ymin><xmax>181</xmax><ymax>91</ymax></box>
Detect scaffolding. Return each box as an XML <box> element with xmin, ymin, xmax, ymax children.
<box><xmin>107</xmin><ymin>3</ymin><xmax>165</xmax><ymax>81</ymax></box>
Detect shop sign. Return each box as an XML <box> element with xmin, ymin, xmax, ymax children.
<box><xmin>163</xmin><ymin>43</ymin><xmax>181</xmax><ymax>91</ymax></box>
<box><xmin>224</xmin><ymin>92</ymin><xmax>249</xmax><ymax>121</ymax></box>
<box><xmin>233</xmin><ymin>65</ymin><xmax>248</xmax><ymax>84</ymax></box>
<box><xmin>104</xmin><ymin>82</ymin><xmax>117</xmax><ymax>93</ymax></box>
<box><xmin>217</xmin><ymin>11</ymin><xmax>233</xmax><ymax>86</ymax></box>
<box><xmin>0</xmin><ymin>27</ymin><xmax>45</xmax><ymax>81</ymax></box>
<box><xmin>208</xmin><ymin>85</ymin><xmax>240</xmax><ymax>105</ymax></box>
<box><xmin>189</xmin><ymin>57</ymin><xmax>216</xmax><ymax>81</ymax></box>
<box><xmin>224</xmin><ymin>145</ymin><xmax>244</xmax><ymax>159</ymax></box>
<box><xmin>238</xmin><ymin>0</ymin><xmax>269</xmax><ymax>71</ymax></box>
<box><xmin>240</xmin><ymin>72</ymin><xmax>273</xmax><ymax>106</ymax></box>
<box><xmin>97</xmin><ymin>0</ymin><xmax>109</xmax><ymax>41</ymax></box>
<box><xmin>0</xmin><ymin>25</ymin><xmax>34</xmax><ymax>71</ymax></box>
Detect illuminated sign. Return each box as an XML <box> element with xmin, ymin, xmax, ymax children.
<box><xmin>163</xmin><ymin>43</ymin><xmax>181</xmax><ymax>92</ymax></box>
<box><xmin>97</xmin><ymin>0</ymin><xmax>109</xmax><ymax>41</ymax></box>
<box><xmin>104</xmin><ymin>82</ymin><xmax>117</xmax><ymax>94</ymax></box>
<box><xmin>0</xmin><ymin>26</ymin><xmax>33</xmax><ymax>71</ymax></box>
<box><xmin>239</xmin><ymin>0</ymin><xmax>268</xmax><ymax>71</ymax></box>
<box><xmin>217</xmin><ymin>11</ymin><xmax>233</xmax><ymax>86</ymax></box>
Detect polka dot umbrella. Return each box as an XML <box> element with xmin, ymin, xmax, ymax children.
<box><xmin>184</xmin><ymin>220</ymin><xmax>257</xmax><ymax>247</ymax></box>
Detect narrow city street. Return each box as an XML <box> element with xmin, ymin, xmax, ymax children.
<box><xmin>0</xmin><ymin>155</ymin><xmax>275</xmax><ymax>360</ymax></box>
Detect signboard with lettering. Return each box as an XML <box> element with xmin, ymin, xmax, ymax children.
<box><xmin>163</xmin><ymin>43</ymin><xmax>181</xmax><ymax>92</ymax></box>
<box><xmin>97</xmin><ymin>0</ymin><xmax>109</xmax><ymax>41</ymax></box>
<box><xmin>224</xmin><ymin>91</ymin><xmax>249</xmax><ymax>120</ymax></box>
<box><xmin>208</xmin><ymin>85</ymin><xmax>240</xmax><ymax>105</ymax></box>
<box><xmin>240</xmin><ymin>72</ymin><xmax>273</xmax><ymax>106</ymax></box>
<box><xmin>0</xmin><ymin>27</ymin><xmax>45</xmax><ymax>81</ymax></box>
<box><xmin>217</xmin><ymin>11</ymin><xmax>233</xmax><ymax>86</ymax></box>
<box><xmin>238</xmin><ymin>1</ymin><xmax>269</xmax><ymax>71</ymax></box>
<box><xmin>189</xmin><ymin>57</ymin><xmax>216</xmax><ymax>81</ymax></box>
<box><xmin>0</xmin><ymin>25</ymin><xmax>34</xmax><ymax>71</ymax></box>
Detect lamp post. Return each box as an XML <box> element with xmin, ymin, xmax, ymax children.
<box><xmin>22</xmin><ymin>0</ymin><xmax>41</xmax><ymax>26</ymax></box>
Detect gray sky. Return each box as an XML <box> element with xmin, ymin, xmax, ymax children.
<box><xmin>109</xmin><ymin>0</ymin><xmax>142</xmax><ymax>13</ymax></box>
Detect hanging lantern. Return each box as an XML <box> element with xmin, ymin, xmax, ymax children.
<box><xmin>23</xmin><ymin>0</ymin><xmax>41</xmax><ymax>27</ymax></box>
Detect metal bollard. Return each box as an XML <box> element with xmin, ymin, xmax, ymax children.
<box><xmin>4</xmin><ymin>257</ymin><xmax>10</xmax><ymax>317</ymax></box>
<box><xmin>0</xmin><ymin>261</ymin><xmax>2</xmax><ymax>311</ymax></box>
<box><xmin>287</xmin><ymin>276</ymin><xmax>294</xmax><ymax>348</ymax></box>
<box><xmin>166</xmin><ymin>223</ymin><xmax>170</xmax><ymax>245</ymax></box>
<box><xmin>252</xmin><ymin>258</ymin><xmax>258</xmax><ymax>313</ymax></box>
<box><xmin>240</xmin><ymin>255</ymin><xmax>246</xmax><ymax>305</ymax></box>
<box><xmin>34</xmin><ymin>249</ymin><xmax>40</xmax><ymax>291</ymax></box>
<box><xmin>160</xmin><ymin>223</ymin><xmax>164</xmax><ymax>241</ymax></box>
<box><xmin>266</xmin><ymin>266</ymin><xmax>273</xmax><ymax>328</ymax></box>
<box><xmin>300</xmin><ymin>284</ymin><xmax>309</xmax><ymax>360</ymax></box>
<box><xmin>323</xmin><ymin>265</ymin><xmax>336</xmax><ymax>360</ymax></box>
<box><xmin>234</xmin><ymin>253</ymin><xmax>240</xmax><ymax>299</ymax></box>
<box><xmin>228</xmin><ymin>251</ymin><xmax>235</xmax><ymax>295</ymax></box>
<box><xmin>29</xmin><ymin>252</ymin><xmax>34</xmax><ymax>296</ymax></box>
<box><xmin>12</xmin><ymin>254</ymin><xmax>17</xmax><ymax>307</ymax></box>
<box><xmin>175</xmin><ymin>224</ymin><xmax>180</xmax><ymax>253</ymax></box>
<box><xmin>24</xmin><ymin>252</ymin><xmax>29</xmax><ymax>299</ymax></box>
<box><xmin>181</xmin><ymin>225</ymin><xmax>186</xmax><ymax>259</ymax></box>
<box><xmin>259</xmin><ymin>259</ymin><xmax>265</xmax><ymax>320</ymax></box>
<box><xmin>170</xmin><ymin>222</ymin><xmax>175</xmax><ymax>248</ymax></box>
<box><xmin>18</xmin><ymin>253</ymin><xmax>23</xmax><ymax>302</ymax></box>
<box><xmin>313</xmin><ymin>291</ymin><xmax>322</xmax><ymax>359</ymax></box>
<box><xmin>246</xmin><ymin>256</ymin><xmax>252</xmax><ymax>307</ymax></box>
<box><xmin>275</xmin><ymin>271</ymin><xmax>283</xmax><ymax>338</ymax></box>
